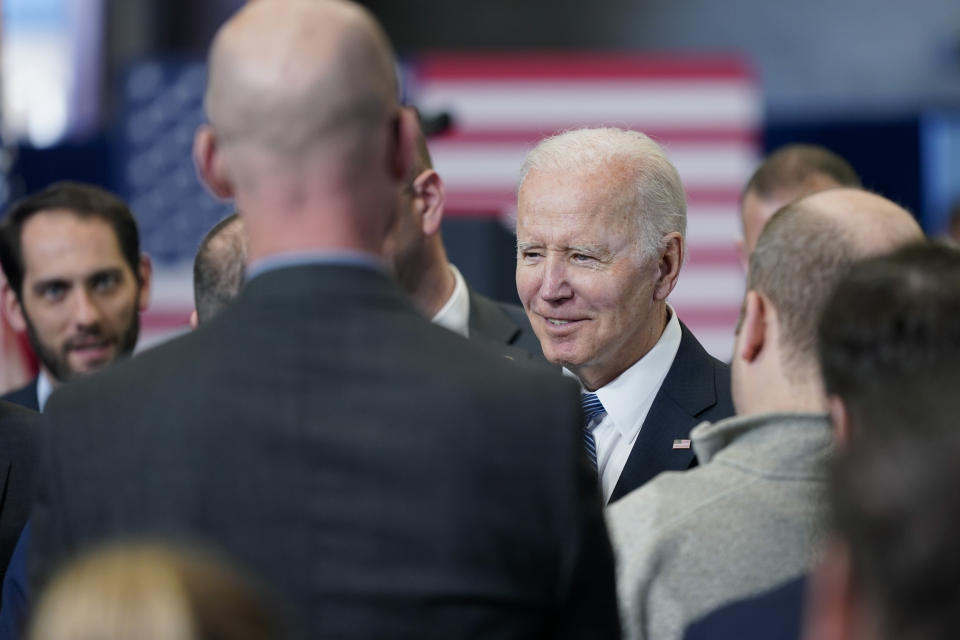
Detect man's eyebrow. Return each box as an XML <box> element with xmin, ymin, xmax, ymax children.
<box><xmin>32</xmin><ymin>277</ymin><xmax>70</xmax><ymax>292</ymax></box>
<box><xmin>86</xmin><ymin>267</ymin><xmax>124</xmax><ymax>279</ymax></box>
<box><xmin>569</xmin><ymin>244</ymin><xmax>608</xmax><ymax>256</ymax></box>
<box><xmin>516</xmin><ymin>241</ymin><xmax>542</xmax><ymax>252</ymax></box>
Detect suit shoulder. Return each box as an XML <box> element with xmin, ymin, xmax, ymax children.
<box><xmin>47</xmin><ymin>328</ymin><xmax>209</xmax><ymax>410</ymax></box>
<box><xmin>609</xmin><ymin>459</ymin><xmax>742</xmax><ymax>544</ymax></box>
<box><xmin>0</xmin><ymin>400</ymin><xmax>40</xmax><ymax>431</ymax></box>
<box><xmin>0</xmin><ymin>380</ymin><xmax>38</xmax><ymax>412</ymax></box>
<box><xmin>0</xmin><ymin>399</ymin><xmax>40</xmax><ymax>457</ymax></box>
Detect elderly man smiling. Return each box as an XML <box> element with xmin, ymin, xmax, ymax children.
<box><xmin>515</xmin><ymin>127</ymin><xmax>734</xmax><ymax>503</ymax></box>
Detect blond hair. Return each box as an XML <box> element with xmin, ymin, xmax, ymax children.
<box><xmin>29</xmin><ymin>544</ymin><xmax>279</xmax><ymax>640</ymax></box>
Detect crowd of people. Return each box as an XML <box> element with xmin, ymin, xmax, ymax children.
<box><xmin>0</xmin><ymin>1</ymin><xmax>955</xmax><ymax>639</ymax></box>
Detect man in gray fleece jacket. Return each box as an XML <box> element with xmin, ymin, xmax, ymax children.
<box><xmin>607</xmin><ymin>188</ymin><xmax>924</xmax><ymax>640</ymax></box>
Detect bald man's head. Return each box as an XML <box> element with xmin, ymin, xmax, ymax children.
<box><xmin>747</xmin><ymin>188</ymin><xmax>923</xmax><ymax>374</ymax></box>
<box><xmin>194</xmin><ymin>0</ymin><xmax>416</xmax><ymax>260</ymax></box>
<box><xmin>205</xmin><ymin>0</ymin><xmax>398</xmax><ymax>164</ymax></box>
<box><xmin>795</xmin><ymin>188</ymin><xmax>924</xmax><ymax>253</ymax></box>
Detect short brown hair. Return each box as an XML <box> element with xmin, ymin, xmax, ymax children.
<box><xmin>744</xmin><ymin>144</ymin><xmax>861</xmax><ymax>201</ymax></box>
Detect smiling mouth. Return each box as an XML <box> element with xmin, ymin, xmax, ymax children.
<box><xmin>542</xmin><ymin>316</ymin><xmax>585</xmax><ymax>329</ymax></box>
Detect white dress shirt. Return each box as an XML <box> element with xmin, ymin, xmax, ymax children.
<box><xmin>37</xmin><ymin>370</ymin><xmax>54</xmax><ymax>412</ymax></box>
<box><xmin>430</xmin><ymin>265</ymin><xmax>471</xmax><ymax>339</ymax></box>
<box><xmin>580</xmin><ymin>307</ymin><xmax>682</xmax><ymax>503</ymax></box>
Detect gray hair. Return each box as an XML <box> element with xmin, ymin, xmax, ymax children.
<box><xmin>518</xmin><ymin>127</ymin><xmax>686</xmax><ymax>258</ymax></box>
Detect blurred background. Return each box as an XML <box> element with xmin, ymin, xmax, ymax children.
<box><xmin>2</xmin><ymin>0</ymin><xmax>960</xmax><ymax>365</ymax></box>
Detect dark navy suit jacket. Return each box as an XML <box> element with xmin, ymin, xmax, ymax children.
<box><xmin>609</xmin><ymin>321</ymin><xmax>734</xmax><ymax>503</ymax></box>
<box><xmin>0</xmin><ymin>380</ymin><xmax>38</xmax><ymax>413</ymax></box>
<box><xmin>683</xmin><ymin>575</ymin><xmax>807</xmax><ymax>640</ymax></box>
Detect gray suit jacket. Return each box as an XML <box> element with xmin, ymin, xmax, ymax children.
<box><xmin>33</xmin><ymin>264</ymin><xmax>619</xmax><ymax>640</ymax></box>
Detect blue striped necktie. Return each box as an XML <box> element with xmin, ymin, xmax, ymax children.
<box><xmin>580</xmin><ymin>393</ymin><xmax>606</xmax><ymax>472</ymax></box>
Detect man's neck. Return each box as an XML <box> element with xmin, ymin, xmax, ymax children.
<box><xmin>407</xmin><ymin>255</ymin><xmax>457</xmax><ymax>319</ymax></box>
<box><xmin>736</xmin><ymin>368</ymin><xmax>828</xmax><ymax>416</ymax></box>
<box><xmin>238</xmin><ymin>179</ymin><xmax>389</xmax><ymax>263</ymax></box>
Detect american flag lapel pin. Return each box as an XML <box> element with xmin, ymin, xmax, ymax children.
<box><xmin>672</xmin><ymin>439</ymin><xmax>692</xmax><ymax>449</ymax></box>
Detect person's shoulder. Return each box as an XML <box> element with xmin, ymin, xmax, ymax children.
<box><xmin>494</xmin><ymin>299</ymin><xmax>528</xmax><ymax>327</ymax></box>
<box><xmin>46</xmin><ymin>327</ymin><xmax>210</xmax><ymax>414</ymax></box>
<box><xmin>0</xmin><ymin>380</ymin><xmax>38</xmax><ymax>412</ymax></box>
<box><xmin>0</xmin><ymin>399</ymin><xmax>40</xmax><ymax>441</ymax></box>
<box><xmin>608</xmin><ymin>448</ymin><xmax>741</xmax><ymax>543</ymax></box>
<box><xmin>683</xmin><ymin>574</ymin><xmax>807</xmax><ymax>640</ymax></box>
<box><xmin>677</xmin><ymin>321</ymin><xmax>729</xmax><ymax>372</ymax></box>
<box><xmin>673</xmin><ymin>321</ymin><xmax>734</xmax><ymax>415</ymax></box>
<box><xmin>608</xmin><ymin>469</ymin><xmax>691</xmax><ymax>540</ymax></box>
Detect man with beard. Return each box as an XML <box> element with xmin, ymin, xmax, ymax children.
<box><xmin>0</xmin><ymin>182</ymin><xmax>151</xmax><ymax>639</ymax></box>
<box><xmin>0</xmin><ymin>181</ymin><xmax>151</xmax><ymax>411</ymax></box>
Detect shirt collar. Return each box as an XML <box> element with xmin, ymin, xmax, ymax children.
<box><xmin>430</xmin><ymin>264</ymin><xmax>471</xmax><ymax>339</ymax></box>
<box><xmin>591</xmin><ymin>306</ymin><xmax>682</xmax><ymax>439</ymax></box>
<box><xmin>37</xmin><ymin>370</ymin><xmax>54</xmax><ymax>412</ymax></box>
<box><xmin>246</xmin><ymin>249</ymin><xmax>385</xmax><ymax>281</ymax></box>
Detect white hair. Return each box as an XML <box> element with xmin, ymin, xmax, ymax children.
<box><xmin>518</xmin><ymin>127</ymin><xmax>687</xmax><ymax>258</ymax></box>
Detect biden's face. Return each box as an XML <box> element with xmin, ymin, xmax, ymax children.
<box><xmin>516</xmin><ymin>167</ymin><xmax>665</xmax><ymax>390</ymax></box>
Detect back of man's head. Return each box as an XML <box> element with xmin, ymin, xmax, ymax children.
<box><xmin>204</xmin><ymin>0</ymin><xmax>396</xmax><ymax>165</ymax></box>
<box><xmin>193</xmin><ymin>214</ymin><xmax>246</xmax><ymax>326</ymax></box>
<box><xmin>195</xmin><ymin>0</ymin><xmax>413</xmax><ymax>261</ymax></box>
<box><xmin>747</xmin><ymin>189</ymin><xmax>922</xmax><ymax>379</ymax></box>
<box><xmin>818</xmin><ymin>242</ymin><xmax>960</xmax><ymax>438</ymax></box>
<box><xmin>740</xmin><ymin>144</ymin><xmax>861</xmax><ymax>257</ymax></box>
<box><xmin>821</xmin><ymin>372</ymin><xmax>960</xmax><ymax>640</ymax></box>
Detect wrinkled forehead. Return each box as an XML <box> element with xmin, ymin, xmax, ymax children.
<box><xmin>517</xmin><ymin>167</ymin><xmax>641</xmax><ymax>236</ymax></box>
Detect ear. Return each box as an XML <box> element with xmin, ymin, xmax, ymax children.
<box><xmin>801</xmin><ymin>540</ymin><xmax>859</xmax><ymax>640</ymax></box>
<box><xmin>829</xmin><ymin>394</ymin><xmax>853</xmax><ymax>448</ymax></box>
<box><xmin>412</xmin><ymin>169</ymin><xmax>445</xmax><ymax>236</ymax></box>
<box><xmin>653</xmin><ymin>232</ymin><xmax>683</xmax><ymax>300</ymax></box>
<box><xmin>2</xmin><ymin>282</ymin><xmax>26</xmax><ymax>333</ymax></box>
<box><xmin>189</xmin><ymin>310</ymin><xmax>199</xmax><ymax>330</ymax></box>
<box><xmin>194</xmin><ymin>125</ymin><xmax>234</xmax><ymax>199</ymax></box>
<box><xmin>737</xmin><ymin>290</ymin><xmax>767</xmax><ymax>363</ymax></box>
<box><xmin>736</xmin><ymin>237</ymin><xmax>748</xmax><ymax>271</ymax></box>
<box><xmin>136</xmin><ymin>254</ymin><xmax>153</xmax><ymax>313</ymax></box>
<box><xmin>390</xmin><ymin>108</ymin><xmax>417</xmax><ymax>185</ymax></box>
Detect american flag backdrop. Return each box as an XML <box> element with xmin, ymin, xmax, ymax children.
<box><xmin>409</xmin><ymin>54</ymin><xmax>761</xmax><ymax>359</ymax></box>
<box><xmin>120</xmin><ymin>54</ymin><xmax>759</xmax><ymax>358</ymax></box>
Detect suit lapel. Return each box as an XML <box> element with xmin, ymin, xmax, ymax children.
<box><xmin>467</xmin><ymin>288</ymin><xmax>521</xmax><ymax>346</ymax></box>
<box><xmin>608</xmin><ymin>322</ymin><xmax>719</xmax><ymax>503</ymax></box>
